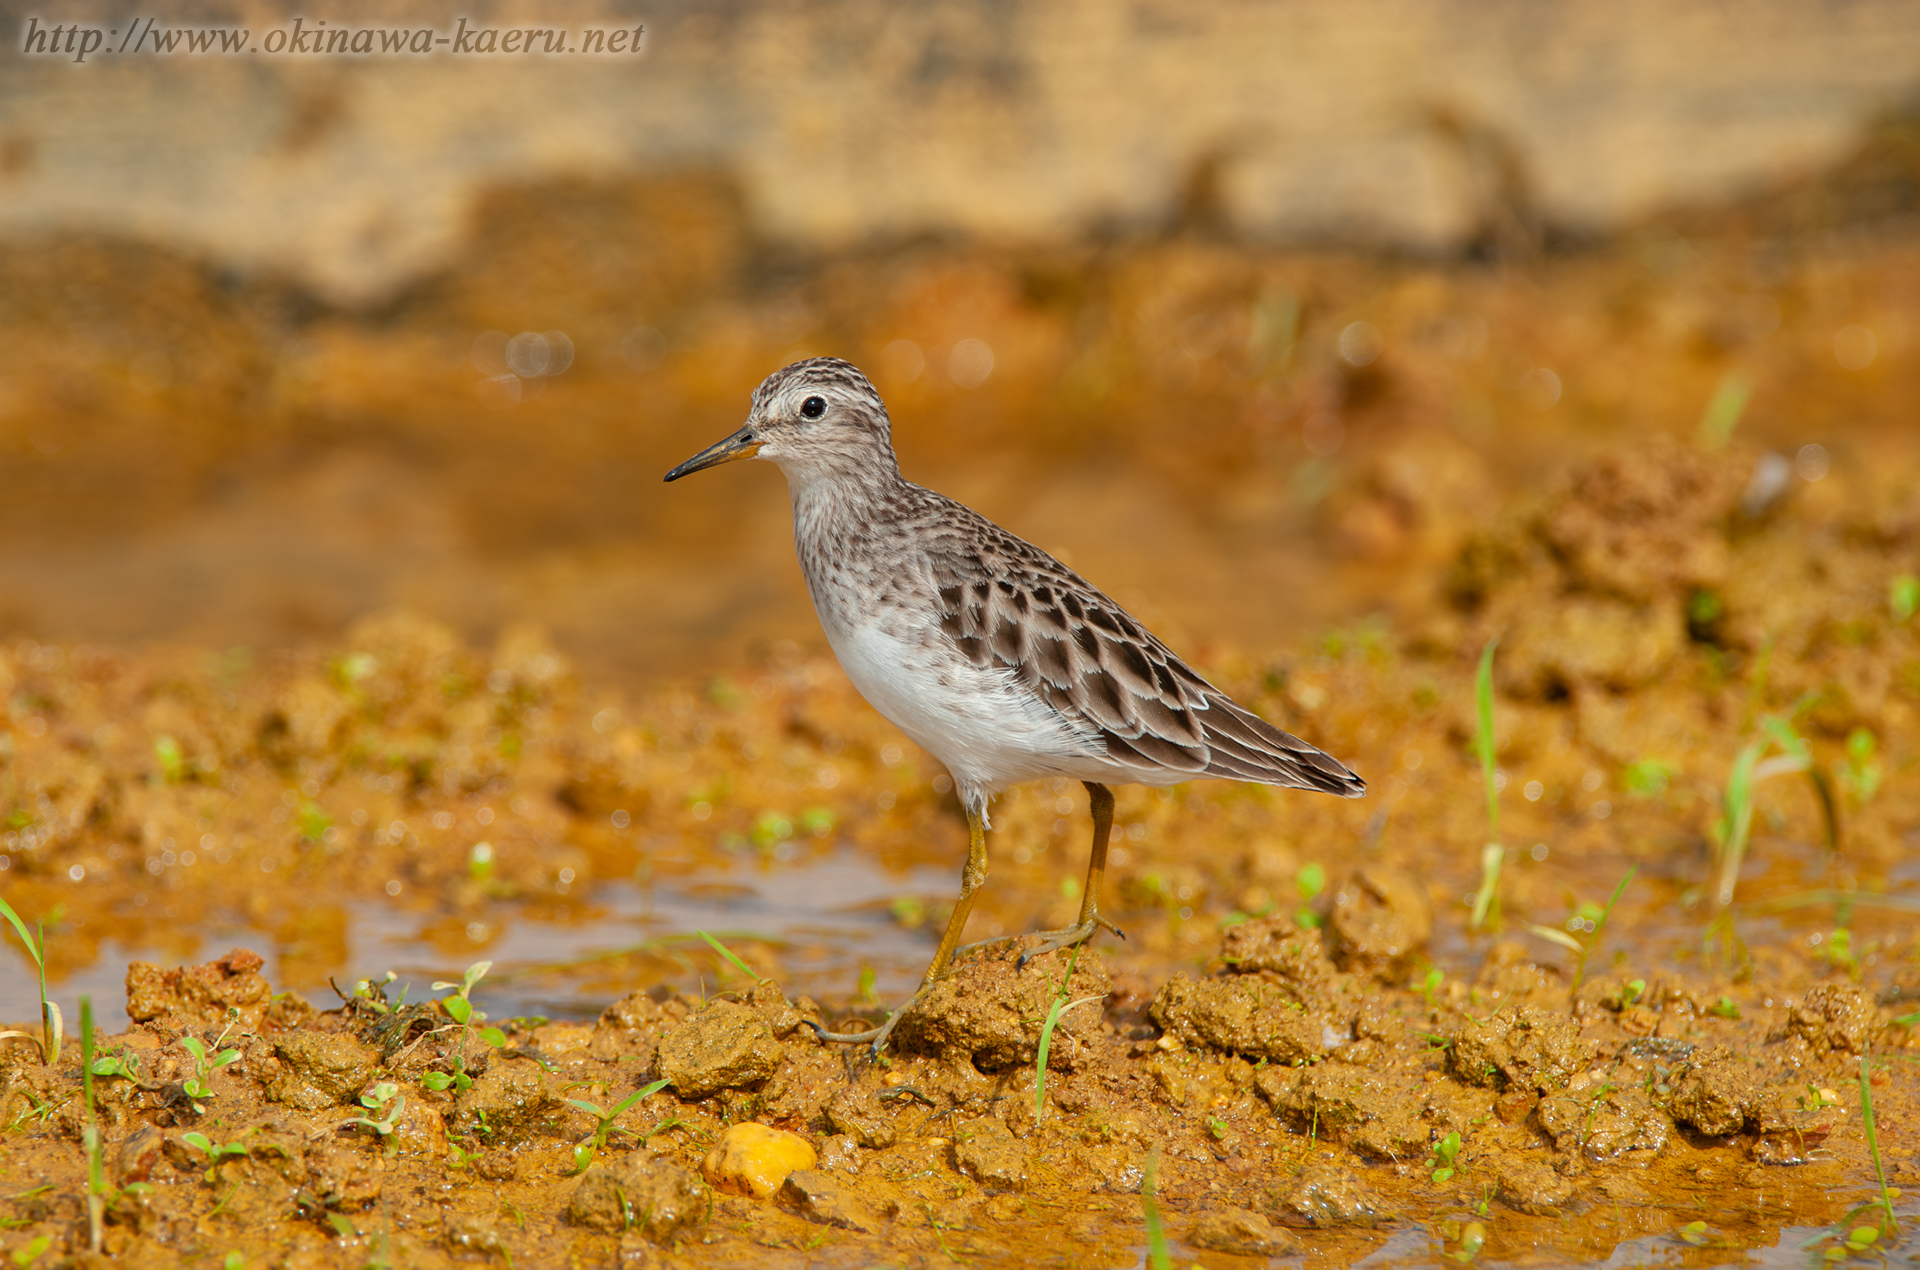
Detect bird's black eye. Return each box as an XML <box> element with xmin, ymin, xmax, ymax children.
<box><xmin>800</xmin><ymin>395</ymin><xmax>827</xmax><ymax>419</ymax></box>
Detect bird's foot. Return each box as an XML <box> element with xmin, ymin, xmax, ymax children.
<box><xmin>1013</xmin><ymin>915</ymin><xmax>1125</xmax><ymax>970</ymax></box>
<box><xmin>953</xmin><ymin>932</ymin><xmax>1024</xmax><ymax>957</ymax></box>
<box><xmin>805</xmin><ymin>985</ymin><xmax>928</xmax><ymax>1058</ymax></box>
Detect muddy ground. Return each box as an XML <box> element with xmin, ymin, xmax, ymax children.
<box><xmin>2</xmin><ymin>142</ymin><xmax>1920</xmax><ymax>1265</ymax></box>
<box><xmin>0</xmin><ymin>443</ymin><xmax>1916</xmax><ymax>1267</ymax></box>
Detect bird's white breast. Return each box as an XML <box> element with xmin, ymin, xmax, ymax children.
<box><xmin>822</xmin><ymin>613</ymin><xmax>1099</xmax><ymax>812</ymax></box>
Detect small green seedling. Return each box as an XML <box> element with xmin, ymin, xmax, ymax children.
<box><xmin>346</xmin><ymin>1082</ymin><xmax>407</xmax><ymax>1141</ymax></box>
<box><xmin>1820</xmin><ymin>928</ymin><xmax>1862</xmax><ymax>978</ymax></box>
<box><xmin>1141</xmin><ymin>1146</ymin><xmax>1171</xmax><ymax>1270</ymax></box>
<box><xmin>1837</xmin><ymin>728</ymin><xmax>1881</xmax><ymax>805</ymax></box>
<box><xmin>1470</xmin><ymin>640</ymin><xmax>1503</xmax><ymax>932</ymax></box>
<box><xmin>696</xmin><ymin>930</ymin><xmax>764</xmax><ymax>983</ymax></box>
<box><xmin>0</xmin><ymin>894</ymin><xmax>61</xmax><ymax>1065</ymax></box>
<box><xmin>1206</xmin><ymin>1117</ymin><xmax>1230</xmax><ymax>1141</ymax></box>
<box><xmin>9</xmin><ymin>1235</ymin><xmax>50</xmax><ymax>1268</ymax></box>
<box><xmin>179</xmin><ymin>1035</ymin><xmax>242</xmax><ymax>1113</ymax></box>
<box><xmin>89</xmin><ymin>1046</ymin><xmax>144</xmax><ymax>1082</ymax></box>
<box><xmin>1429</xmin><ymin>1131</ymin><xmax>1463</xmax><ymax>1183</ymax></box>
<box><xmin>181</xmin><ymin>1132</ymin><xmax>251</xmax><ymax>1179</ymax></box>
<box><xmin>1621</xmin><ymin>979</ymin><xmax>1647</xmax><ymax>1008</ymax></box>
<box><xmin>350</xmin><ymin>971</ymin><xmax>402</xmax><ymax>1015</ymax></box>
<box><xmin>1416</xmin><ymin>967</ymin><xmax>1445</xmax><ymax>1010</ymax></box>
<box><xmin>1034</xmin><ymin>944</ymin><xmax>1101</xmax><ymax>1125</ymax></box>
<box><xmin>565</xmin><ymin>1077</ymin><xmax>671</xmax><ymax>1172</ymax></box>
<box><xmin>1295</xmin><ymin>862</ymin><xmax>1327</xmax><ymax>928</ymax></box>
<box><xmin>1891</xmin><ymin>574</ymin><xmax>1919</xmax><ymax>623</ymax></box>
<box><xmin>1710</xmin><ymin>996</ymin><xmax>1741</xmax><ymax>1020</ymax></box>
<box><xmin>1622</xmin><ymin>759</ymin><xmax>1673</xmax><ymax>798</ymax></box>
<box><xmin>1712</xmin><ymin>706</ymin><xmax>1833</xmax><ymax>907</ymax></box>
<box><xmin>422</xmin><ymin>961</ymin><xmax>506</xmax><ymax>1093</ymax></box>
<box><xmin>1859</xmin><ymin>1054</ymin><xmax>1899</xmax><ymax>1240</ymax></box>
<box><xmin>1520</xmin><ymin>865</ymin><xmax>1637</xmax><ymax>994</ymax></box>
<box><xmin>1697</xmin><ymin>369</ymin><xmax>1752</xmax><ymax>448</ymax></box>
<box><xmin>79</xmin><ymin>997</ymin><xmax>105</xmax><ymax>1254</ymax></box>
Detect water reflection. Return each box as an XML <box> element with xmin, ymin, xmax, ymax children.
<box><xmin>8</xmin><ymin>848</ymin><xmax>953</xmax><ymax>1032</ymax></box>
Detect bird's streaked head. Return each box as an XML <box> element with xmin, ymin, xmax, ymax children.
<box><xmin>663</xmin><ymin>358</ymin><xmax>896</xmax><ymax>485</ymax></box>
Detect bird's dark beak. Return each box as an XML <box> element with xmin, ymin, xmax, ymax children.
<box><xmin>663</xmin><ymin>426</ymin><xmax>761</xmax><ymax>482</ymax></box>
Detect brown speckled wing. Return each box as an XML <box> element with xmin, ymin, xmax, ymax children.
<box><xmin>924</xmin><ymin>500</ymin><xmax>1365</xmax><ymax>798</ymax></box>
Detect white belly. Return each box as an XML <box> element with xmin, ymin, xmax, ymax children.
<box><xmin>825</xmin><ymin>617</ymin><xmax>1102</xmax><ymax>814</ymax></box>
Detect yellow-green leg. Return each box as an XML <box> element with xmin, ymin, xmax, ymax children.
<box><xmin>810</xmin><ymin>802</ymin><xmax>990</xmax><ymax>1053</ymax></box>
<box><xmin>1014</xmin><ymin>781</ymin><xmax>1125</xmax><ymax>968</ymax></box>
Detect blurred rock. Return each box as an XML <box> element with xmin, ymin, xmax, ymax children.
<box><xmin>1270</xmin><ymin>1162</ymin><xmax>1389</xmax><ymax>1228</ymax></box>
<box><xmin>1327</xmin><ymin>866</ymin><xmax>1432</xmax><ymax>977</ymax></box>
<box><xmin>1778</xmin><ymin>984</ymin><xmax>1880</xmax><ymax>1054</ymax></box>
<box><xmin>1190</xmin><ymin>1207</ymin><xmax>1300</xmax><ymax>1256</ymax></box>
<box><xmin>1448</xmin><ymin>1005</ymin><xmax>1585</xmax><ymax>1093</ymax></box>
<box><xmin>266</xmin><ymin>1032</ymin><xmax>377</xmax><ymax>1111</ymax></box>
<box><xmin>657</xmin><ymin>1000</ymin><xmax>783</xmax><ymax>1098</ymax></box>
<box><xmin>779</xmin><ymin>1169</ymin><xmax>884</xmax><ymax>1233</ymax></box>
<box><xmin>568</xmin><ymin>1152</ymin><xmax>707</xmax><ymax>1239</ymax></box>
<box><xmin>1493</xmin><ymin>1157</ymin><xmax>1574</xmax><ymax>1214</ymax></box>
<box><xmin>892</xmin><ymin>948</ymin><xmax>1109</xmax><ymax>1071</ymax></box>
<box><xmin>952</xmin><ymin>1117</ymin><xmax>1029</xmax><ymax>1191</ymax></box>
<box><xmin>451</xmin><ymin>1061</ymin><xmax>556</xmax><ymax>1141</ymax></box>
<box><xmin>125</xmin><ymin>948</ymin><xmax>273</xmax><ymax>1032</ymax></box>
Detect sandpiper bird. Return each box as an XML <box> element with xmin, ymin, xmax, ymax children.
<box><xmin>666</xmin><ymin>357</ymin><xmax>1365</xmax><ymax>1050</ymax></box>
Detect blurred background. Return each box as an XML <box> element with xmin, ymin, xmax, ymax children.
<box><xmin>1</xmin><ymin>1</ymin><xmax>1919</xmax><ymax>1029</ymax></box>
<box><xmin>2</xmin><ymin>0</ymin><xmax>1917</xmax><ymax>680</ymax></box>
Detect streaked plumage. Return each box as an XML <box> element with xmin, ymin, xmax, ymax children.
<box><xmin>666</xmin><ymin>356</ymin><xmax>1364</xmax><ymax>1050</ymax></box>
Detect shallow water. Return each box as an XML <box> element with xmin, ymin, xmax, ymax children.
<box><xmin>5</xmin><ymin>847</ymin><xmax>954</xmax><ymax>1032</ymax></box>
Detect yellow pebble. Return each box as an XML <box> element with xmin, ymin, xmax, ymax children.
<box><xmin>701</xmin><ymin>1122</ymin><xmax>817</xmax><ymax>1199</ymax></box>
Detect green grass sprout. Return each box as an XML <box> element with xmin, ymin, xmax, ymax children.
<box><xmin>345</xmin><ymin>1082</ymin><xmax>407</xmax><ymax>1142</ymax></box>
<box><xmin>1623</xmin><ymin>759</ymin><xmax>1674</xmax><ymax>798</ymax></box>
<box><xmin>1470</xmin><ymin>639</ymin><xmax>1503</xmax><ymax>932</ymax></box>
<box><xmin>79</xmin><ymin>997</ymin><xmax>104</xmax><ymax>1254</ymax></box>
<box><xmin>153</xmin><ymin>735</ymin><xmax>187</xmax><ymax>783</ymax></box>
<box><xmin>1837</xmin><ymin>728</ymin><xmax>1881</xmax><ymax>805</ymax></box>
<box><xmin>180</xmin><ymin>1131</ymin><xmax>250</xmax><ymax>1179</ymax></box>
<box><xmin>1295</xmin><ymin>861</ymin><xmax>1327</xmax><ymax>927</ymax></box>
<box><xmin>1891</xmin><ymin>574</ymin><xmax>1919</xmax><ymax>623</ymax></box>
<box><xmin>422</xmin><ymin>960</ymin><xmax>505</xmax><ymax>1093</ymax></box>
<box><xmin>566</xmin><ymin>1077</ymin><xmax>671</xmax><ymax>1172</ymax></box>
<box><xmin>0</xmin><ymin>895</ymin><xmax>61</xmax><ymax>1064</ymax></box>
<box><xmin>695</xmin><ymin>930</ymin><xmax>765</xmax><ymax>983</ymax></box>
<box><xmin>1034</xmin><ymin>944</ymin><xmax>1102</xmax><ymax>1124</ymax></box>
<box><xmin>1712</xmin><ymin>704</ymin><xmax>1831</xmax><ymax>906</ymax></box>
<box><xmin>1430</xmin><ymin>1130</ymin><xmax>1463</xmax><ymax>1183</ymax></box>
<box><xmin>1520</xmin><ymin>864</ymin><xmax>1637</xmax><ymax>995</ymax></box>
<box><xmin>1141</xmin><ymin>1145</ymin><xmax>1171</xmax><ymax>1270</ymax></box>
<box><xmin>179</xmin><ymin>1034</ymin><xmax>242</xmax><ymax>1114</ymax></box>
<box><xmin>1698</xmin><ymin>369</ymin><xmax>1753</xmax><ymax>448</ymax></box>
<box><xmin>1859</xmin><ymin>1054</ymin><xmax>1898</xmax><ymax>1239</ymax></box>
